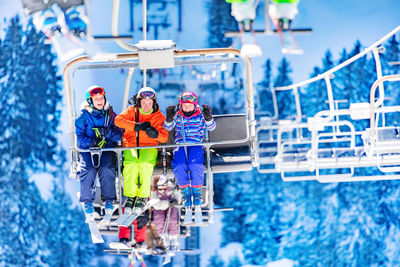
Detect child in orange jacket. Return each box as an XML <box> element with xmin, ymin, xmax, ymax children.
<box><xmin>115</xmin><ymin>87</ymin><xmax>168</xmax><ymax>213</ymax></box>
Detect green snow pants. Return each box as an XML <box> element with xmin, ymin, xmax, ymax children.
<box><xmin>123</xmin><ymin>148</ymin><xmax>158</xmax><ymax>198</ymax></box>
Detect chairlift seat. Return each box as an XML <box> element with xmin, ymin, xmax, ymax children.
<box><xmin>208</xmin><ymin>114</ymin><xmax>252</xmax><ymax>173</ymax></box>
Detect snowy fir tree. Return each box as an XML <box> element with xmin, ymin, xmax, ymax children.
<box><xmin>206</xmin><ymin>0</ymin><xmax>238</xmax><ymax>48</ymax></box>
<box><xmin>227</xmin><ymin>252</ymin><xmax>242</xmax><ymax>267</ymax></box>
<box><xmin>256</xmin><ymin>59</ymin><xmax>274</xmax><ymax>115</ymax></box>
<box><xmin>0</xmin><ymin>17</ymin><xmax>56</xmax><ymax>266</ymax></box>
<box><xmin>301</xmin><ymin>50</ymin><xmax>335</xmax><ymax>118</ymax></box>
<box><xmin>218</xmin><ymin>36</ymin><xmax>400</xmax><ymax>266</ymax></box>
<box><xmin>382</xmin><ymin>35</ymin><xmax>400</xmax><ymax>123</ymax></box>
<box><xmin>273</xmin><ymin>57</ymin><xmax>296</xmax><ymax>119</ymax></box>
<box><xmin>208</xmin><ymin>251</ymin><xmax>225</xmax><ymax>267</ymax></box>
<box><xmin>0</xmin><ymin>17</ymin><xmax>103</xmax><ymax>266</ymax></box>
<box><xmin>44</xmin><ymin>180</ymin><xmax>104</xmax><ymax>266</ymax></box>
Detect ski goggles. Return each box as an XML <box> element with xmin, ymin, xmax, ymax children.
<box><xmin>139</xmin><ymin>90</ymin><xmax>156</xmax><ymax>99</ymax></box>
<box><xmin>179</xmin><ymin>94</ymin><xmax>197</xmax><ymax>103</ymax></box>
<box><xmin>89</xmin><ymin>87</ymin><xmax>105</xmax><ymax>97</ymax></box>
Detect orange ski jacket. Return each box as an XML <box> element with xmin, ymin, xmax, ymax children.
<box><xmin>115</xmin><ymin>106</ymin><xmax>168</xmax><ymax>147</ymax></box>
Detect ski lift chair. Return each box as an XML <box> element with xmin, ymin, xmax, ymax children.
<box><xmin>363</xmin><ymin>74</ymin><xmax>400</xmax><ymax>173</ymax></box>
<box><xmin>64</xmin><ymin>43</ymin><xmax>257</xmax><ymax>241</ymax></box>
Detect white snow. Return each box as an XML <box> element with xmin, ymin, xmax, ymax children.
<box><xmin>218</xmin><ymin>242</ymin><xmax>245</xmax><ymax>263</ymax></box>
<box><xmin>135</xmin><ymin>40</ymin><xmax>176</xmax><ymax>50</ymax></box>
<box><xmin>30</xmin><ymin>172</ymin><xmax>54</xmax><ymax>200</ymax></box>
<box><xmin>266</xmin><ymin>258</ymin><xmax>296</xmax><ymax>267</ymax></box>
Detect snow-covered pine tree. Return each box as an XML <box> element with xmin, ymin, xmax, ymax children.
<box><xmin>206</xmin><ymin>0</ymin><xmax>238</xmax><ymax>48</ymax></box>
<box><xmin>333</xmin><ymin>48</ymin><xmax>352</xmax><ymax>103</ymax></box>
<box><xmin>221</xmin><ymin>171</ymin><xmax>252</xmax><ymax>246</ymax></box>
<box><xmin>23</xmin><ymin>20</ymin><xmax>63</xmax><ymax>170</ymax></box>
<box><xmin>274</xmin><ymin>57</ymin><xmax>295</xmax><ymax>119</ymax></box>
<box><xmin>301</xmin><ymin>50</ymin><xmax>335</xmax><ymax>118</ymax></box>
<box><xmin>227</xmin><ymin>252</ymin><xmax>242</xmax><ymax>267</ymax></box>
<box><xmin>44</xmin><ymin>180</ymin><xmax>103</xmax><ymax>266</ymax></box>
<box><xmin>382</xmin><ymin>35</ymin><xmax>400</xmax><ymax>75</ymax></box>
<box><xmin>382</xmin><ymin>35</ymin><xmax>400</xmax><ymax>123</ymax></box>
<box><xmin>208</xmin><ymin>251</ymin><xmax>225</xmax><ymax>267</ymax></box>
<box><xmin>0</xmin><ymin>16</ymin><xmax>53</xmax><ymax>266</ymax></box>
<box><xmin>256</xmin><ymin>59</ymin><xmax>274</xmax><ymax>115</ymax></box>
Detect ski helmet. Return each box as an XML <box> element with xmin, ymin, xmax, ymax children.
<box><xmin>85</xmin><ymin>85</ymin><xmax>106</xmax><ymax>107</ymax></box>
<box><xmin>157</xmin><ymin>175</ymin><xmax>168</xmax><ymax>187</ymax></box>
<box><xmin>179</xmin><ymin>91</ymin><xmax>198</xmax><ymax>106</ymax></box>
<box><xmin>135</xmin><ymin>87</ymin><xmax>157</xmax><ymax>107</ymax></box>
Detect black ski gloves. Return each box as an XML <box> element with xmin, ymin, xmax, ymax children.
<box><xmin>202</xmin><ymin>105</ymin><xmax>213</xmax><ymax>121</ymax></box>
<box><xmin>165</xmin><ymin>105</ymin><xmax>177</xmax><ymax>123</ymax></box>
<box><xmin>134</xmin><ymin>121</ymin><xmax>151</xmax><ymax>132</ymax></box>
<box><xmin>92</xmin><ymin>127</ymin><xmax>107</xmax><ymax>148</ymax></box>
<box><xmin>92</xmin><ymin>127</ymin><xmax>108</xmax><ymax>138</ymax></box>
<box><xmin>146</xmin><ymin>126</ymin><xmax>159</xmax><ymax>139</ymax></box>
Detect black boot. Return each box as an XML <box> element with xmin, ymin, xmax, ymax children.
<box><xmin>124</xmin><ymin>197</ymin><xmax>136</xmax><ymax>209</ymax></box>
<box><xmin>278</xmin><ymin>18</ymin><xmax>291</xmax><ymax>31</ymax></box>
<box><xmin>134</xmin><ymin>197</ymin><xmax>148</xmax><ymax>208</ymax></box>
<box><xmin>240</xmin><ymin>19</ymin><xmax>253</xmax><ymax>32</ymax></box>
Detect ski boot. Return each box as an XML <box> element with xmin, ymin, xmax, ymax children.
<box><xmin>240</xmin><ymin>19</ymin><xmax>253</xmax><ymax>32</ymax></box>
<box><xmin>133</xmin><ymin>197</ymin><xmax>147</xmax><ymax>214</ymax></box>
<box><xmin>180</xmin><ymin>186</ymin><xmax>193</xmax><ymax>224</ymax></box>
<box><xmin>84</xmin><ymin>203</ymin><xmax>95</xmax><ymax>222</ymax></box>
<box><xmin>194</xmin><ymin>205</ymin><xmax>203</xmax><ymax>224</ymax></box>
<box><xmin>192</xmin><ymin>187</ymin><xmax>203</xmax><ymax>224</ymax></box>
<box><xmin>100</xmin><ymin>200</ymin><xmax>113</xmax><ymax>225</ymax></box>
<box><xmin>64</xmin><ymin>5</ymin><xmax>88</xmax><ymax>37</ymax></box>
<box><xmin>124</xmin><ymin>197</ymin><xmax>135</xmax><ymax>214</ymax></box>
<box><xmin>183</xmin><ymin>207</ymin><xmax>192</xmax><ymax>224</ymax></box>
<box><xmin>278</xmin><ymin>18</ymin><xmax>291</xmax><ymax>31</ymax></box>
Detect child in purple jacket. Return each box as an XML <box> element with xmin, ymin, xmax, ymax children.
<box><xmin>163</xmin><ymin>91</ymin><xmax>216</xmax><ymax>224</ymax></box>
<box><xmin>151</xmin><ymin>175</ymin><xmax>181</xmax><ymax>250</ymax></box>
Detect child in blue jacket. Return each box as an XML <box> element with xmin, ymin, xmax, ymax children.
<box><xmin>75</xmin><ymin>86</ymin><xmax>123</xmax><ymax>222</ymax></box>
<box><xmin>163</xmin><ymin>91</ymin><xmax>216</xmax><ymax>224</ymax></box>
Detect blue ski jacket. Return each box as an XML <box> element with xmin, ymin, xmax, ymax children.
<box><xmin>75</xmin><ymin>102</ymin><xmax>123</xmax><ymax>149</ymax></box>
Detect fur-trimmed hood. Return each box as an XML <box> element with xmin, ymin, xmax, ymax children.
<box><xmin>80</xmin><ymin>101</ymin><xmax>110</xmax><ymax>113</ymax></box>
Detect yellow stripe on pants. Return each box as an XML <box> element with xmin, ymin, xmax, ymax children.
<box><xmin>123</xmin><ymin>148</ymin><xmax>158</xmax><ymax>198</ymax></box>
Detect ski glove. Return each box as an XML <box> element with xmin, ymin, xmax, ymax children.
<box><xmin>202</xmin><ymin>105</ymin><xmax>213</xmax><ymax>121</ymax></box>
<box><xmin>92</xmin><ymin>128</ymin><xmax>107</xmax><ymax>148</ymax></box>
<box><xmin>146</xmin><ymin>126</ymin><xmax>159</xmax><ymax>139</ymax></box>
<box><xmin>90</xmin><ymin>137</ymin><xmax>106</xmax><ymax>148</ymax></box>
<box><xmin>165</xmin><ymin>105</ymin><xmax>177</xmax><ymax>123</ymax></box>
<box><xmin>134</xmin><ymin>121</ymin><xmax>151</xmax><ymax>132</ymax></box>
<box><xmin>92</xmin><ymin>127</ymin><xmax>108</xmax><ymax>138</ymax></box>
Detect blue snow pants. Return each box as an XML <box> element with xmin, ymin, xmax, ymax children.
<box><xmin>78</xmin><ymin>151</ymin><xmax>117</xmax><ymax>203</ymax></box>
<box><xmin>172</xmin><ymin>146</ymin><xmax>205</xmax><ymax>187</ymax></box>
